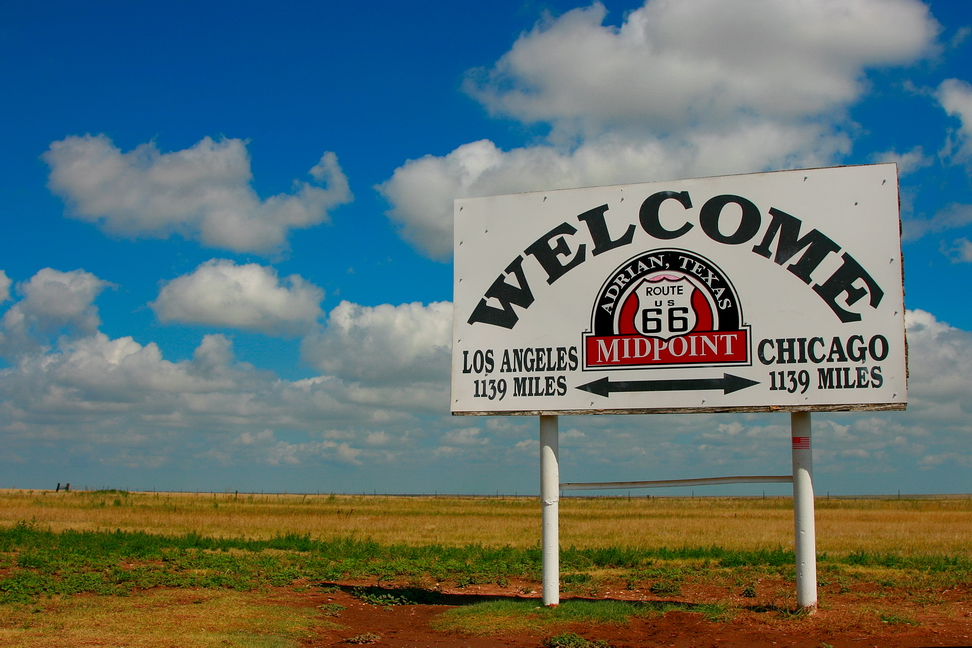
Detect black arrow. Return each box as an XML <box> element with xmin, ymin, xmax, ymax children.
<box><xmin>576</xmin><ymin>373</ymin><xmax>760</xmax><ymax>398</ymax></box>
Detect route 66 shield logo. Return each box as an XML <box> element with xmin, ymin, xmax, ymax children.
<box><xmin>584</xmin><ymin>249</ymin><xmax>750</xmax><ymax>370</ymax></box>
<box><xmin>626</xmin><ymin>276</ymin><xmax>698</xmax><ymax>340</ymax></box>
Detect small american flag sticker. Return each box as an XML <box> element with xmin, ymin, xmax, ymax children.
<box><xmin>792</xmin><ymin>436</ymin><xmax>810</xmax><ymax>449</ymax></box>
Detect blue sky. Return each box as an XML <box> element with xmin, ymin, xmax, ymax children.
<box><xmin>1</xmin><ymin>0</ymin><xmax>971</xmax><ymax>495</ymax></box>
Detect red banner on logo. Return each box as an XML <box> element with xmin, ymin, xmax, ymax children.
<box><xmin>584</xmin><ymin>330</ymin><xmax>749</xmax><ymax>368</ymax></box>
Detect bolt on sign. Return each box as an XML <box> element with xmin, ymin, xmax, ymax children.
<box><xmin>452</xmin><ymin>164</ymin><xmax>907</xmax><ymax>415</ymax></box>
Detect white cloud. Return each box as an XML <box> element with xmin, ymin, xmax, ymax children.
<box><xmin>47</xmin><ymin>333</ymin><xmax>234</xmax><ymax>401</ymax></box>
<box><xmin>0</xmin><ymin>271</ymin><xmax>11</xmax><ymax>304</ymax></box>
<box><xmin>0</xmin><ymin>324</ymin><xmax>449</xmax><ymax>447</ymax></box>
<box><xmin>380</xmin><ymin>125</ymin><xmax>847</xmax><ymax>258</ymax></box>
<box><xmin>781</xmin><ymin>310</ymin><xmax>972</xmax><ymax>480</ymax></box>
<box><xmin>903</xmin><ymin>202</ymin><xmax>972</xmax><ymax>241</ymax></box>
<box><xmin>0</xmin><ymin>303</ymin><xmax>969</xmax><ymax>493</ymax></box>
<box><xmin>920</xmin><ymin>452</ymin><xmax>972</xmax><ymax>468</ymax></box>
<box><xmin>464</xmin><ymin>0</ymin><xmax>937</xmax><ymax>136</ymax></box>
<box><xmin>943</xmin><ymin>237</ymin><xmax>972</xmax><ymax>263</ymax></box>
<box><xmin>0</xmin><ymin>268</ymin><xmax>111</xmax><ymax>355</ymax></box>
<box><xmin>381</xmin><ymin>0</ymin><xmax>938</xmax><ymax>259</ymax></box>
<box><xmin>904</xmin><ymin>309</ymin><xmax>972</xmax><ymax>414</ymax></box>
<box><xmin>238</xmin><ymin>429</ymin><xmax>275</xmax><ymax>445</ymax></box>
<box><xmin>224</xmin><ymin>432</ymin><xmax>347</xmax><ymax>469</ymax></box>
<box><xmin>441</xmin><ymin>427</ymin><xmax>490</xmax><ymax>446</ymax></box>
<box><xmin>231</xmin><ymin>429</ymin><xmax>350</xmax><ymax>466</ymax></box>
<box><xmin>936</xmin><ymin>77</ymin><xmax>972</xmax><ymax>160</ymax></box>
<box><xmin>0</xmin><ymin>332</ymin><xmax>241</xmax><ymax>425</ymax></box>
<box><xmin>151</xmin><ymin>259</ymin><xmax>325</xmax><ymax>336</ymax></box>
<box><xmin>0</xmin><ymin>276</ymin><xmax>962</xmax><ymax>493</ymax></box>
<box><xmin>43</xmin><ymin>135</ymin><xmax>352</xmax><ymax>253</ymax></box>
<box><xmin>0</xmin><ymin>286</ymin><xmax>454</xmax><ymax>453</ymax></box>
<box><xmin>301</xmin><ymin>300</ymin><xmax>452</xmax><ymax>386</ymax></box>
<box><xmin>869</xmin><ymin>145</ymin><xmax>933</xmax><ymax>176</ymax></box>
<box><xmin>366</xmin><ymin>431</ymin><xmax>391</xmax><ymax>446</ymax></box>
<box><xmin>15</xmin><ymin>268</ymin><xmax>109</xmax><ymax>331</ymax></box>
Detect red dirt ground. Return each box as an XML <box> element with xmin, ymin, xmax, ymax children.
<box><xmin>287</xmin><ymin>579</ymin><xmax>972</xmax><ymax>648</ymax></box>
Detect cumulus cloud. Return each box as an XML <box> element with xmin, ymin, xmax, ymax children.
<box><xmin>43</xmin><ymin>135</ymin><xmax>352</xmax><ymax>253</ymax></box>
<box><xmin>40</xmin><ymin>333</ymin><xmax>236</xmax><ymax>403</ymax></box>
<box><xmin>0</xmin><ymin>298</ymin><xmax>969</xmax><ymax>490</ymax></box>
<box><xmin>301</xmin><ymin>300</ymin><xmax>452</xmax><ymax>386</ymax></box>
<box><xmin>942</xmin><ymin>237</ymin><xmax>972</xmax><ymax>263</ymax></box>
<box><xmin>869</xmin><ymin>145</ymin><xmax>933</xmax><ymax>176</ymax></box>
<box><xmin>231</xmin><ymin>429</ymin><xmax>357</xmax><ymax>466</ymax></box>
<box><xmin>464</xmin><ymin>0</ymin><xmax>937</xmax><ymax>136</ymax></box>
<box><xmin>380</xmin><ymin>0</ymin><xmax>939</xmax><ymax>258</ymax></box>
<box><xmin>0</xmin><ymin>324</ymin><xmax>449</xmax><ymax>446</ymax></box>
<box><xmin>903</xmin><ymin>202</ymin><xmax>972</xmax><ymax>241</ymax></box>
<box><xmin>0</xmin><ymin>271</ymin><xmax>11</xmax><ymax>304</ymax></box>
<box><xmin>380</xmin><ymin>124</ymin><xmax>849</xmax><ymax>257</ymax></box>
<box><xmin>937</xmin><ymin>77</ymin><xmax>972</xmax><ymax>161</ymax></box>
<box><xmin>794</xmin><ymin>309</ymin><xmax>972</xmax><ymax>477</ymax></box>
<box><xmin>441</xmin><ymin>427</ymin><xmax>490</xmax><ymax>447</ymax></box>
<box><xmin>0</xmin><ymin>272</ymin><xmax>450</xmax><ymax>449</ymax></box>
<box><xmin>151</xmin><ymin>260</ymin><xmax>325</xmax><ymax>336</ymax></box>
<box><xmin>0</xmin><ymin>331</ymin><xmax>253</xmax><ymax>434</ymax></box>
<box><xmin>904</xmin><ymin>309</ymin><xmax>972</xmax><ymax>414</ymax></box>
<box><xmin>0</xmin><ymin>268</ymin><xmax>111</xmax><ymax>355</ymax></box>
<box><xmin>14</xmin><ymin>268</ymin><xmax>108</xmax><ymax>331</ymax></box>
<box><xmin>0</xmin><ymin>283</ymin><xmax>462</xmax><ymax>487</ymax></box>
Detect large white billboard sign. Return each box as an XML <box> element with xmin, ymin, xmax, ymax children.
<box><xmin>452</xmin><ymin>164</ymin><xmax>906</xmax><ymax>415</ymax></box>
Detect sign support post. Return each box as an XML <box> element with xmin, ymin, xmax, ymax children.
<box><xmin>791</xmin><ymin>411</ymin><xmax>817</xmax><ymax>611</ymax></box>
<box><xmin>540</xmin><ymin>414</ymin><xmax>560</xmax><ymax>607</ymax></box>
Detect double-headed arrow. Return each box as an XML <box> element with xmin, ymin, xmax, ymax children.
<box><xmin>577</xmin><ymin>373</ymin><xmax>759</xmax><ymax>398</ymax></box>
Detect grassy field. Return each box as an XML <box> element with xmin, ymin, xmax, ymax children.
<box><xmin>0</xmin><ymin>489</ymin><xmax>970</xmax><ymax>646</ymax></box>
<box><xmin>1</xmin><ymin>489</ymin><xmax>969</xmax><ymax>555</ymax></box>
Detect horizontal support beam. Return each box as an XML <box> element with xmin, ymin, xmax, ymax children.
<box><xmin>561</xmin><ymin>475</ymin><xmax>794</xmax><ymax>491</ymax></box>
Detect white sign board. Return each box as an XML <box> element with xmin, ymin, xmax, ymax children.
<box><xmin>452</xmin><ymin>164</ymin><xmax>907</xmax><ymax>415</ymax></box>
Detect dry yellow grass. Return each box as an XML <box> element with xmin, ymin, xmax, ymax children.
<box><xmin>1</xmin><ymin>489</ymin><xmax>969</xmax><ymax>555</ymax></box>
<box><xmin>0</xmin><ymin>588</ymin><xmax>324</xmax><ymax>648</ymax></box>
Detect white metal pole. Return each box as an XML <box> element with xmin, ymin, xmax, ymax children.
<box><xmin>791</xmin><ymin>411</ymin><xmax>817</xmax><ymax>611</ymax></box>
<box><xmin>540</xmin><ymin>414</ymin><xmax>560</xmax><ymax>607</ymax></box>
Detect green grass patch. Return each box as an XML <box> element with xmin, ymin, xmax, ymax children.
<box><xmin>433</xmin><ymin>598</ymin><xmax>731</xmax><ymax>635</ymax></box>
<box><xmin>2</xmin><ymin>519</ymin><xmax>970</xmax><ymax>607</ymax></box>
<box><xmin>344</xmin><ymin>632</ymin><xmax>382</xmax><ymax>644</ymax></box>
<box><xmin>878</xmin><ymin>611</ymin><xmax>919</xmax><ymax>626</ymax></box>
<box><xmin>541</xmin><ymin>631</ymin><xmax>609</xmax><ymax>648</ymax></box>
<box><xmin>843</xmin><ymin>549</ymin><xmax>972</xmax><ymax>572</ymax></box>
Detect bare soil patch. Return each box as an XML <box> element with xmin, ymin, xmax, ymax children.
<box><xmin>290</xmin><ymin>579</ymin><xmax>972</xmax><ymax>648</ymax></box>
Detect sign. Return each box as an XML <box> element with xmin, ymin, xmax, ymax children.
<box><xmin>452</xmin><ymin>164</ymin><xmax>907</xmax><ymax>415</ymax></box>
